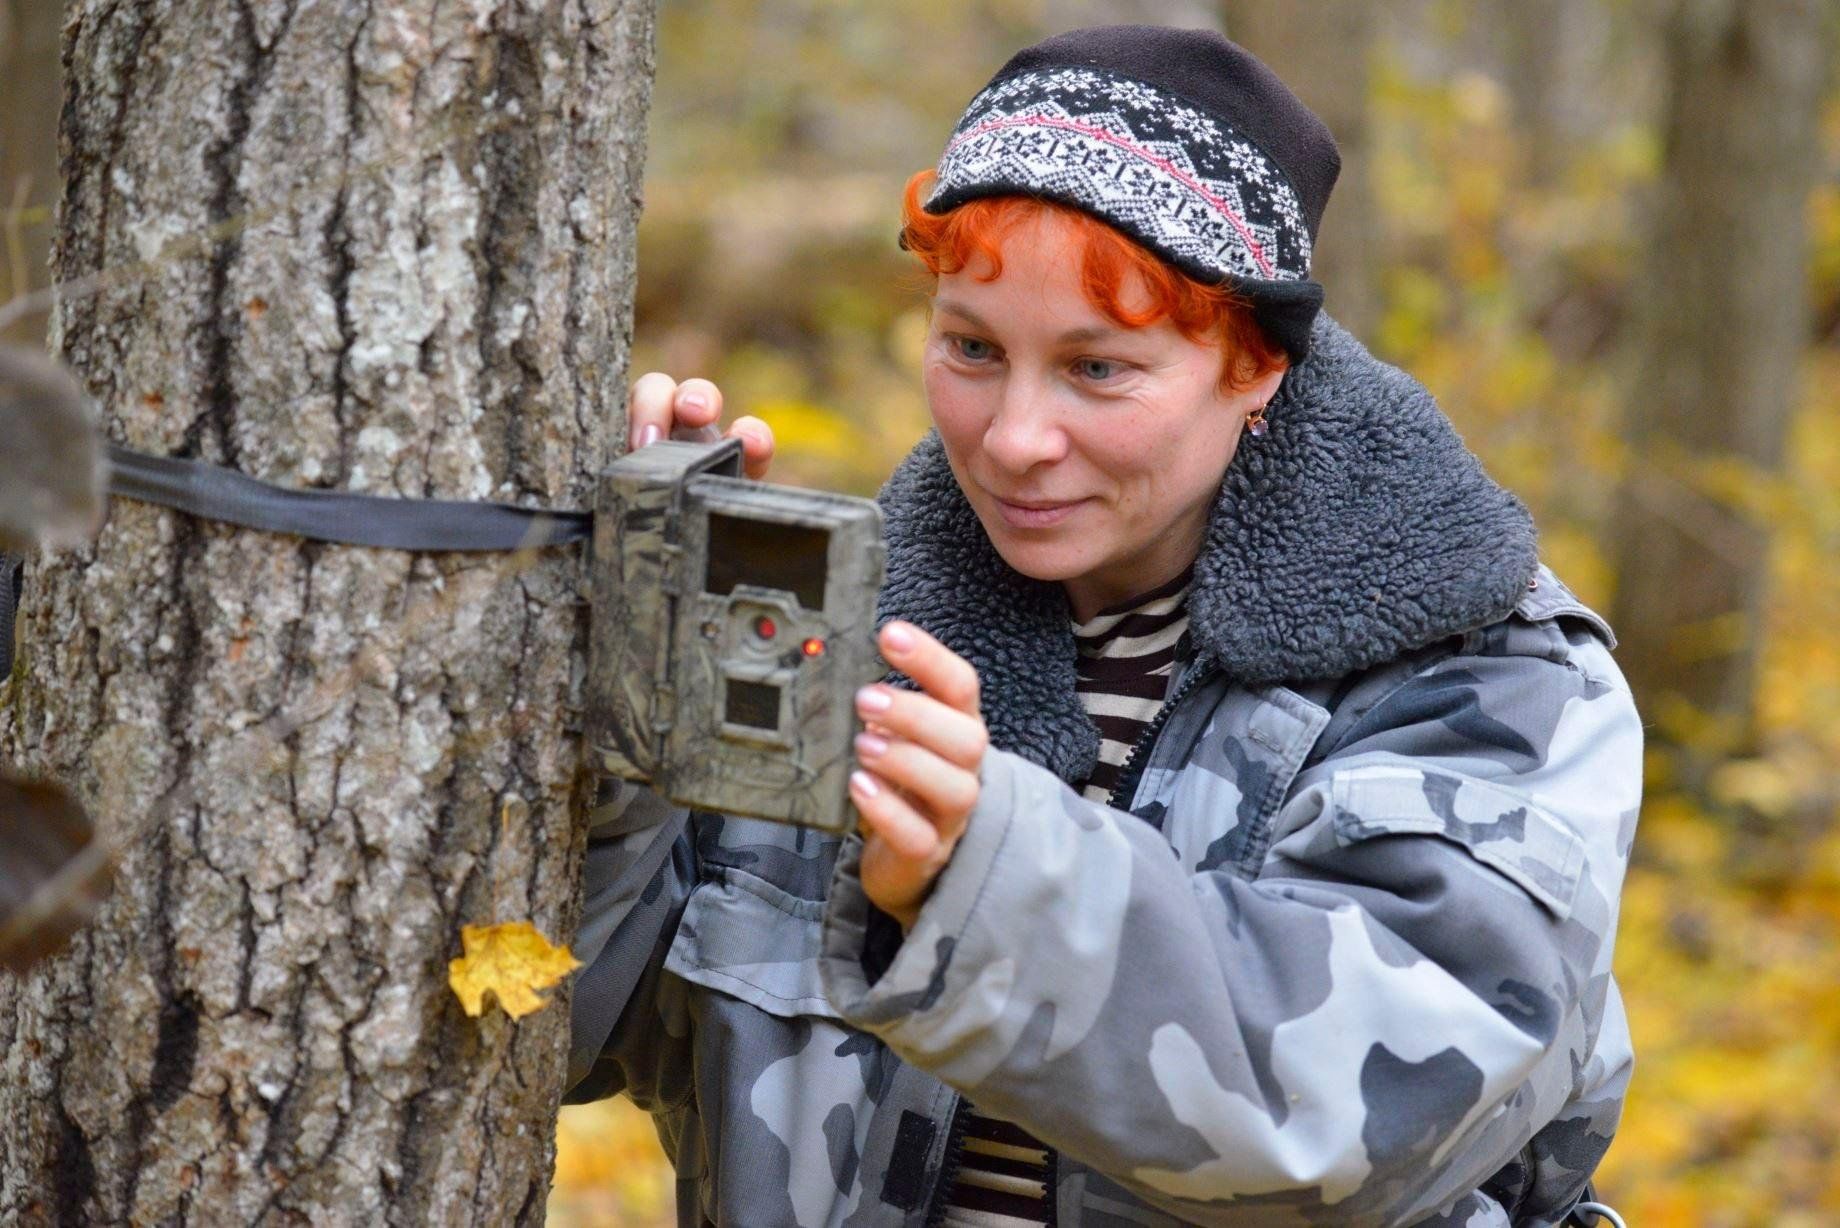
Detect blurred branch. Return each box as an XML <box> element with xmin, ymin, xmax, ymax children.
<box><xmin>3</xmin><ymin>177</ymin><xmax>34</xmax><ymax>305</ymax></box>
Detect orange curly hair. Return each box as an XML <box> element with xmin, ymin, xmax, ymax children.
<box><xmin>899</xmin><ymin>171</ymin><xmax>1287</xmax><ymax>392</ymax></box>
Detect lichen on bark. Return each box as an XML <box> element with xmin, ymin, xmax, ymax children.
<box><xmin>0</xmin><ymin>0</ymin><xmax>654</xmax><ymax>1222</ymax></box>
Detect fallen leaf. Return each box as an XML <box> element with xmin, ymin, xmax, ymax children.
<box><xmin>447</xmin><ymin>921</ymin><xmax>582</xmax><ymax>1019</ymax></box>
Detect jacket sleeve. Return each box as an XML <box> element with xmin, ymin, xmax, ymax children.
<box><xmin>562</xmin><ymin>777</ymin><xmax>699</xmax><ymax>1112</ymax></box>
<box><xmin>819</xmin><ymin>633</ymin><xmax>1641</xmax><ymax>1226</ymax></box>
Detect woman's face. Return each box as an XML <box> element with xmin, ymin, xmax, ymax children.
<box><xmin>922</xmin><ymin>211</ymin><xmax>1286</xmax><ymax>622</ymax></box>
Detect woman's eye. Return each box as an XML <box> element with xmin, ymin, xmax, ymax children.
<box><xmin>1077</xmin><ymin>358</ymin><xmax>1121</xmax><ymax>381</ymax></box>
<box><xmin>952</xmin><ymin>336</ymin><xmax>995</xmax><ymax>362</ymax></box>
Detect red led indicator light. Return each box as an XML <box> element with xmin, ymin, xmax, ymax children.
<box><xmin>801</xmin><ymin>637</ymin><xmax>826</xmax><ymax>658</ymax></box>
<box><xmin>754</xmin><ymin>616</ymin><xmax>777</xmax><ymax>640</ymax></box>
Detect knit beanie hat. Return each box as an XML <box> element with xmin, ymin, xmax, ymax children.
<box><xmin>921</xmin><ymin>25</ymin><xmax>1340</xmax><ymax>363</ymax></box>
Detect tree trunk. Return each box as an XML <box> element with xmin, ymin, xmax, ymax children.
<box><xmin>1606</xmin><ymin>0</ymin><xmax>1829</xmax><ymax>769</ymax></box>
<box><xmin>1223</xmin><ymin>0</ymin><xmax>1384</xmax><ymax>342</ymax></box>
<box><xmin>1499</xmin><ymin>0</ymin><xmax>1596</xmax><ymax>190</ymax></box>
<box><xmin>0</xmin><ymin>0</ymin><xmax>653</xmax><ymax>1221</ymax></box>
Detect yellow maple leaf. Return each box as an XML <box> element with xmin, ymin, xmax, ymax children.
<box><xmin>448</xmin><ymin>921</ymin><xmax>583</xmax><ymax>1019</ymax></box>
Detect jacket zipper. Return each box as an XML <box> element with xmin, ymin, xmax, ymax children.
<box><xmin>920</xmin><ymin>1095</ymin><xmax>1065</xmax><ymax>1227</ymax></box>
<box><xmin>920</xmin><ymin>653</ymin><xmax>1215</xmax><ymax>1226</ymax></box>
<box><xmin>1105</xmin><ymin>653</ymin><xmax>1216</xmax><ymax>814</ymax></box>
<box><xmin>920</xmin><ymin>1095</ymin><xmax>970</xmax><ymax>1228</ymax></box>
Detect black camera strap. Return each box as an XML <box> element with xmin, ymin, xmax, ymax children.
<box><xmin>1</xmin><ymin>445</ymin><xmax>594</xmax><ymax>677</ymax></box>
<box><xmin>1</xmin><ymin>553</ymin><xmax>22</xmax><ymax>681</ymax></box>
<box><xmin>105</xmin><ymin>445</ymin><xmax>592</xmax><ymax>550</ymax></box>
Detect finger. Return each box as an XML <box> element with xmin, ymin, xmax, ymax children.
<box><xmin>628</xmin><ymin>372</ymin><xmax>679</xmax><ymax>451</ymax></box>
<box><xmin>674</xmin><ymin>378</ymin><xmax>724</xmax><ymax>429</ymax></box>
<box><xmin>879</xmin><ymin>621</ymin><xmax>980</xmax><ymax>717</ymax></box>
<box><xmin>850</xmin><ymin>769</ymin><xmax>940</xmax><ymax>863</ymax></box>
<box><xmin>856</xmin><ymin>684</ymin><xmax>987</xmax><ymax>770</ymax></box>
<box><xmin>727</xmin><ymin>415</ymin><xmax>776</xmax><ymax>479</ymax></box>
<box><xmin>854</xmin><ymin>731</ymin><xmax>978</xmax><ymax>828</ymax></box>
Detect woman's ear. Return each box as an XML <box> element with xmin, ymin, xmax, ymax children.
<box><xmin>1222</xmin><ymin>342</ymin><xmax>1288</xmax><ymax>399</ymax></box>
<box><xmin>1243</xmin><ymin>355</ymin><xmax>1289</xmax><ymax>414</ymax></box>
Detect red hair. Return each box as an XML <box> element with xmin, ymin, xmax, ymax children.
<box><xmin>899</xmin><ymin>171</ymin><xmax>1286</xmax><ymax>392</ymax></box>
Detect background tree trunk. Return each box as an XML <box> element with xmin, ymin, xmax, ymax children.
<box><xmin>0</xmin><ymin>0</ymin><xmax>61</xmax><ymax>349</ymax></box>
<box><xmin>1223</xmin><ymin>0</ymin><xmax>1384</xmax><ymax>343</ymax></box>
<box><xmin>0</xmin><ymin>0</ymin><xmax>653</xmax><ymax>1221</ymax></box>
<box><xmin>1606</xmin><ymin>0</ymin><xmax>1831</xmax><ymax>769</ymax></box>
<box><xmin>1499</xmin><ymin>0</ymin><xmax>1607</xmax><ymax>191</ymax></box>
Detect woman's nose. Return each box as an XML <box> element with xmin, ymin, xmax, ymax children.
<box><xmin>981</xmin><ymin>380</ymin><xmax>1068</xmax><ymax>474</ymax></box>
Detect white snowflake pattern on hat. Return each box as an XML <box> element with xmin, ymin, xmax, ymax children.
<box><xmin>929</xmin><ymin>67</ymin><xmax>1312</xmax><ymax>283</ymax></box>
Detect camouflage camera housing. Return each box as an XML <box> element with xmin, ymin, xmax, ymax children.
<box><xmin>584</xmin><ymin>438</ymin><xmax>886</xmax><ymax>832</ymax></box>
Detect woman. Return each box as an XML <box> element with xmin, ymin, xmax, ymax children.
<box><xmin>567</xmin><ymin>25</ymin><xmax>1639</xmax><ymax>1228</ymax></box>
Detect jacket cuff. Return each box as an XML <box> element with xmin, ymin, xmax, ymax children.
<box><xmin>818</xmin><ymin>748</ymin><xmax>1018</xmax><ymax>1028</ymax></box>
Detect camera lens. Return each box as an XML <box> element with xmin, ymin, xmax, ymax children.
<box><xmin>754</xmin><ymin>615</ymin><xmax>777</xmax><ymax>640</ymax></box>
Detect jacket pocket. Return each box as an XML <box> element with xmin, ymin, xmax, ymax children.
<box><xmin>1170</xmin><ymin>683</ymin><xmax>1332</xmax><ymax>879</ymax></box>
<box><xmin>665</xmin><ymin>864</ymin><xmax>842</xmax><ymax>1021</ymax></box>
<box><xmin>1328</xmin><ymin>765</ymin><xmax>1587</xmax><ymax>920</ymax></box>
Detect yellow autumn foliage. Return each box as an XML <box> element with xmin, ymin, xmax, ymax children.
<box><xmin>447</xmin><ymin>922</ymin><xmax>582</xmax><ymax>1020</ymax></box>
<box><xmin>551</xmin><ymin>1099</ymin><xmax>676</xmax><ymax>1228</ymax></box>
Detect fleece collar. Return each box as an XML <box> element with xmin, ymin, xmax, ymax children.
<box><xmin>874</xmin><ymin>314</ymin><xmax>1539</xmax><ymax>784</ymax></box>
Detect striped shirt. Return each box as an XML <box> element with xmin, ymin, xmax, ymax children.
<box><xmin>1074</xmin><ymin>567</ymin><xmax>1193</xmax><ymax>803</ymax></box>
<box><xmin>938</xmin><ymin>568</ymin><xmax>1194</xmax><ymax>1227</ymax></box>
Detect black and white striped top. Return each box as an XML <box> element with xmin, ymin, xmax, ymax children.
<box><xmin>1074</xmin><ymin>567</ymin><xmax>1193</xmax><ymax>803</ymax></box>
<box><xmin>938</xmin><ymin>569</ymin><xmax>1194</xmax><ymax>1227</ymax></box>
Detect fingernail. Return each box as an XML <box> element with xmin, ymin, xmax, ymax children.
<box><xmin>882</xmin><ymin>622</ymin><xmax>916</xmax><ymax>653</ymax></box>
<box><xmin>856</xmin><ymin>686</ymin><xmax>892</xmax><ymax>714</ymax></box>
<box><xmin>680</xmin><ymin>391</ymin><xmax>709</xmax><ymax>413</ymax></box>
<box><xmin>636</xmin><ymin>423</ymin><xmax>661</xmax><ymax>448</ymax></box>
<box><xmin>850</xmin><ymin>769</ymin><xmax>880</xmax><ymax>798</ymax></box>
<box><xmin>855</xmin><ymin>731</ymin><xmax>889</xmax><ymax>758</ymax></box>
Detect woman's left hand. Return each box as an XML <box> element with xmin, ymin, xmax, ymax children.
<box><xmin>851</xmin><ymin>621</ymin><xmax>988</xmax><ymax>932</ymax></box>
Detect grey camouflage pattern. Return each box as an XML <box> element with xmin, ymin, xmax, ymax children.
<box><xmin>568</xmin><ymin>565</ymin><xmax>1640</xmax><ymax>1226</ymax></box>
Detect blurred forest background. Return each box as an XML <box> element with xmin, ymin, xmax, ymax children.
<box><xmin>4</xmin><ymin>0</ymin><xmax>1837</xmax><ymax>1225</ymax></box>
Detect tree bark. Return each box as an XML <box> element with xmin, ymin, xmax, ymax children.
<box><xmin>1223</xmin><ymin>0</ymin><xmax>1384</xmax><ymax>342</ymax></box>
<box><xmin>1606</xmin><ymin>0</ymin><xmax>1829</xmax><ymax>766</ymax></box>
<box><xmin>0</xmin><ymin>0</ymin><xmax>653</xmax><ymax>1221</ymax></box>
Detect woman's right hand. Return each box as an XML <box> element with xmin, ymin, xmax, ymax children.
<box><xmin>628</xmin><ymin>372</ymin><xmax>775</xmax><ymax>480</ymax></box>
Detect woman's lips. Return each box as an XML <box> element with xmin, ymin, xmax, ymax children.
<box><xmin>990</xmin><ymin>495</ymin><xmax>1090</xmax><ymax>529</ymax></box>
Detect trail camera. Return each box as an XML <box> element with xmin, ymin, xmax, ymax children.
<box><xmin>585</xmin><ymin>438</ymin><xmax>885</xmax><ymax>832</ymax></box>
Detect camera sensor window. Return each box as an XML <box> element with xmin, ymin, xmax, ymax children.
<box><xmin>724</xmin><ymin>678</ymin><xmax>783</xmax><ymax>732</ymax></box>
<box><xmin>705</xmin><ymin>513</ymin><xmax>829</xmax><ymax>610</ymax></box>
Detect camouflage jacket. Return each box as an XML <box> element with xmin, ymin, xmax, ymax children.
<box><xmin>565</xmin><ymin>317</ymin><xmax>1642</xmax><ymax>1227</ymax></box>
